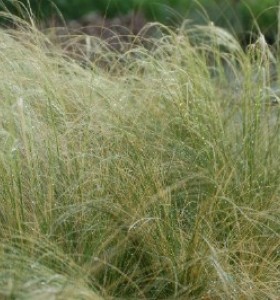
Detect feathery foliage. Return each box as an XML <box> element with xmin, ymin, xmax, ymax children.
<box><xmin>0</xmin><ymin>11</ymin><xmax>280</xmax><ymax>300</ymax></box>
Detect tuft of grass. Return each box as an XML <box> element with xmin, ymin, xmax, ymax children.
<box><xmin>1</xmin><ymin>12</ymin><xmax>280</xmax><ymax>300</ymax></box>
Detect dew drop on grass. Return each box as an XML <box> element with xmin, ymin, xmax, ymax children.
<box><xmin>16</xmin><ymin>97</ymin><xmax>24</xmax><ymax>108</ymax></box>
<box><xmin>11</xmin><ymin>147</ymin><xmax>17</xmax><ymax>154</ymax></box>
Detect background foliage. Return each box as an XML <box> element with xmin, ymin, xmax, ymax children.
<box><xmin>2</xmin><ymin>0</ymin><xmax>279</xmax><ymax>41</ymax></box>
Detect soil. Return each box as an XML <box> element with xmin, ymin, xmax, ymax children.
<box><xmin>39</xmin><ymin>11</ymin><xmax>162</xmax><ymax>69</ymax></box>
<box><xmin>44</xmin><ymin>11</ymin><xmax>152</xmax><ymax>49</ymax></box>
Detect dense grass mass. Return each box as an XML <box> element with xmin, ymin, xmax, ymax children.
<box><xmin>1</xmin><ymin>15</ymin><xmax>280</xmax><ymax>300</ymax></box>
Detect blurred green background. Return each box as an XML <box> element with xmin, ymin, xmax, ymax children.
<box><xmin>2</xmin><ymin>0</ymin><xmax>280</xmax><ymax>42</ymax></box>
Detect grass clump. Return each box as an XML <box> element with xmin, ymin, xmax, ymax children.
<box><xmin>0</xmin><ymin>13</ymin><xmax>280</xmax><ymax>300</ymax></box>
